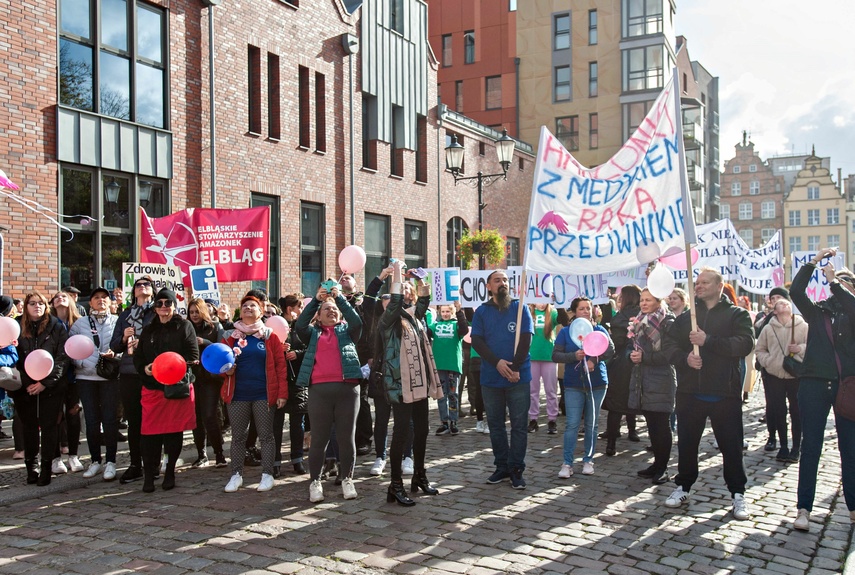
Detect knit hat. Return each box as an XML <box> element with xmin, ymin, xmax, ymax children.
<box><xmin>154</xmin><ymin>288</ymin><xmax>178</xmax><ymax>307</ymax></box>
<box><xmin>0</xmin><ymin>295</ymin><xmax>13</xmax><ymax>317</ymax></box>
<box><xmin>769</xmin><ymin>287</ymin><xmax>790</xmax><ymax>300</ymax></box>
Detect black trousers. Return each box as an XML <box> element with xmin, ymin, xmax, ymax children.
<box><xmin>355</xmin><ymin>381</ymin><xmax>373</xmax><ymax>448</ymax></box>
<box><xmin>605</xmin><ymin>410</ymin><xmax>636</xmax><ymax>439</ymax></box>
<box><xmin>13</xmin><ymin>386</ymin><xmax>66</xmax><ymax>465</ymax></box>
<box><xmin>192</xmin><ymin>380</ymin><xmax>224</xmax><ymax>457</ymax></box>
<box><xmin>765</xmin><ymin>372</ymin><xmax>801</xmax><ymax>449</ymax></box>
<box><xmin>390</xmin><ymin>398</ymin><xmax>429</xmax><ymax>481</ymax></box>
<box><xmin>141</xmin><ymin>432</ymin><xmax>183</xmax><ymax>482</ymax></box>
<box><xmin>119</xmin><ymin>373</ymin><xmax>143</xmax><ymax>468</ymax></box>
<box><xmin>643</xmin><ymin>410</ymin><xmax>672</xmax><ymax>474</ymax></box>
<box><xmin>675</xmin><ymin>393</ymin><xmax>747</xmax><ymax>495</ymax></box>
<box><xmin>468</xmin><ymin>359</ymin><xmax>484</xmax><ymax>420</ymax></box>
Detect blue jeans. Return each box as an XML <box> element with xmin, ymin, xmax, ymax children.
<box><xmin>373</xmin><ymin>397</ymin><xmax>412</xmax><ymax>460</ymax></box>
<box><xmin>437</xmin><ymin>370</ymin><xmax>460</xmax><ymax>423</ymax></box>
<box><xmin>563</xmin><ymin>385</ymin><xmax>606</xmax><ymax>465</ymax></box>
<box><xmin>482</xmin><ymin>383</ymin><xmax>530</xmax><ymax>472</ymax></box>
<box><xmin>798</xmin><ymin>378</ymin><xmax>855</xmax><ymax>512</ymax></box>
<box><xmin>78</xmin><ymin>378</ymin><xmax>120</xmax><ymax>464</ymax></box>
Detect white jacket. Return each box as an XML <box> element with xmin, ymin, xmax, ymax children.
<box><xmin>68</xmin><ymin>313</ymin><xmax>119</xmax><ymax>380</ymax></box>
<box><xmin>755</xmin><ymin>314</ymin><xmax>808</xmax><ymax>380</ymax></box>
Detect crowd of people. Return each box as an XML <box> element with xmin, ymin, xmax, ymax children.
<box><xmin>1</xmin><ymin>249</ymin><xmax>853</xmax><ymax>532</ymax></box>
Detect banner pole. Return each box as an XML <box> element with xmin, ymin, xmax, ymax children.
<box><xmin>514</xmin><ymin>271</ymin><xmax>527</xmax><ymax>353</ymax></box>
<box><xmin>685</xmin><ymin>244</ymin><xmax>699</xmax><ymax>356</ymax></box>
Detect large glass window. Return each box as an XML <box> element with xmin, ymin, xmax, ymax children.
<box><xmin>505</xmin><ymin>237</ymin><xmax>520</xmax><ymax>267</ymax></box>
<box><xmin>554</xmin><ymin>14</ymin><xmax>570</xmax><ymax>50</ymax></box>
<box><xmin>300</xmin><ymin>203</ymin><xmax>324</xmax><ymax>294</ymax></box>
<box><xmin>365</xmin><ymin>214</ymin><xmax>390</xmax><ymax>285</ymax></box>
<box><xmin>789</xmin><ymin>236</ymin><xmax>802</xmax><ymax>253</ymax></box>
<box><xmin>827</xmin><ymin>208</ymin><xmax>839</xmax><ymax>225</ymax></box>
<box><xmin>251</xmin><ymin>194</ymin><xmax>280</xmax><ymax>300</ymax></box>
<box><xmin>464</xmin><ymin>31</ymin><xmax>475</xmax><ymax>64</ymax></box>
<box><xmin>761</xmin><ymin>200</ymin><xmax>775</xmax><ymax>219</ymax></box>
<box><xmin>404</xmin><ymin>220</ymin><xmax>426</xmax><ymax>270</ymax></box>
<box><xmin>589</xmin><ymin>113</ymin><xmax>599</xmax><ymax>149</ymax></box>
<box><xmin>389</xmin><ymin>0</ymin><xmax>404</xmax><ymax>33</ymax></box>
<box><xmin>442</xmin><ymin>34</ymin><xmax>452</xmax><ymax>67</ymax></box>
<box><xmin>486</xmin><ymin>76</ymin><xmax>502</xmax><ymax>110</ymax></box>
<box><xmin>807</xmin><ymin>235</ymin><xmax>820</xmax><ymax>251</ymax></box>
<box><xmin>828</xmin><ymin>234</ymin><xmax>840</xmax><ymax>247</ymax></box>
<box><xmin>731</xmin><ymin>182</ymin><xmax>741</xmax><ymax>196</ymax></box>
<box><xmin>761</xmin><ymin>228</ymin><xmax>775</xmax><ymax>243</ymax></box>
<box><xmin>589</xmin><ymin>62</ymin><xmax>598</xmax><ymax>97</ymax></box>
<box><xmin>588</xmin><ymin>10</ymin><xmax>598</xmax><ymax>45</ymax></box>
<box><xmin>719</xmin><ymin>203</ymin><xmax>730</xmax><ymax>220</ymax></box>
<box><xmin>554</xmin><ymin>66</ymin><xmax>571</xmax><ymax>102</ymax></box>
<box><xmin>807</xmin><ymin>209</ymin><xmax>820</xmax><ymax>226</ymax></box>
<box><xmin>788</xmin><ymin>210</ymin><xmax>801</xmax><ymax>226</ymax></box>
<box><xmin>626</xmin><ymin>0</ymin><xmax>664</xmax><ymax>37</ymax></box>
<box><xmin>556</xmin><ymin>116</ymin><xmax>579</xmax><ymax>151</ymax></box>
<box><xmin>738</xmin><ymin>202</ymin><xmax>752</xmax><ymax>220</ymax></box>
<box><xmin>625</xmin><ymin>45</ymin><xmax>664</xmax><ymax>91</ymax></box>
<box><xmin>446</xmin><ymin>217</ymin><xmax>468</xmax><ymax>268</ymax></box>
<box><xmin>749</xmin><ymin>181</ymin><xmax>760</xmax><ymax>195</ymax></box>
<box><xmin>60</xmin><ymin>0</ymin><xmax>166</xmax><ymax>128</ymax></box>
<box><xmin>807</xmin><ymin>185</ymin><xmax>820</xmax><ymax>200</ymax></box>
<box><xmin>624</xmin><ymin>100</ymin><xmax>653</xmax><ymax>138</ymax></box>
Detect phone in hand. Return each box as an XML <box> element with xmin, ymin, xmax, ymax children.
<box><xmin>321</xmin><ymin>279</ymin><xmax>341</xmax><ymax>292</ymax></box>
<box><xmin>407</xmin><ymin>267</ymin><xmax>427</xmax><ymax>280</ymax></box>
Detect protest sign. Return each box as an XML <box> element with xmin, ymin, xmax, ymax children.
<box><xmin>791</xmin><ymin>250</ymin><xmax>846</xmax><ymax>302</ymax></box>
<box><xmin>425</xmin><ymin>268</ymin><xmax>461</xmax><ymax>306</ymax></box>
<box><xmin>122</xmin><ymin>262</ymin><xmax>187</xmax><ymax>316</ymax></box>
<box><xmin>189</xmin><ymin>265</ymin><xmax>221</xmax><ymax>305</ymax></box>
<box><xmin>735</xmin><ymin>230</ymin><xmax>784</xmax><ymax>294</ymax></box>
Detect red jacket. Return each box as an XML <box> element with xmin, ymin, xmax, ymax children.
<box><xmin>220</xmin><ymin>330</ymin><xmax>289</xmax><ymax>406</ymax></box>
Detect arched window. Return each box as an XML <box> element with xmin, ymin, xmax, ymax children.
<box><xmin>446</xmin><ymin>217</ymin><xmax>468</xmax><ymax>267</ymax></box>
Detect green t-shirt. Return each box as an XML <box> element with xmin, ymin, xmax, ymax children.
<box><xmin>429</xmin><ymin>317</ymin><xmax>464</xmax><ymax>373</ymax></box>
<box><xmin>529</xmin><ymin>308</ymin><xmax>558</xmax><ymax>362</ymax></box>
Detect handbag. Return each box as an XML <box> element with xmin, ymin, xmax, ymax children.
<box><xmin>164</xmin><ymin>378</ymin><xmax>191</xmax><ymax>399</ymax></box>
<box><xmin>0</xmin><ymin>366</ymin><xmax>22</xmax><ymax>391</ymax></box>
<box><xmin>89</xmin><ymin>316</ymin><xmax>121</xmax><ymax>380</ymax></box>
<box><xmin>782</xmin><ymin>354</ymin><xmax>804</xmax><ymax>378</ymax></box>
<box><xmin>823</xmin><ymin>316</ymin><xmax>855</xmax><ymax>421</ymax></box>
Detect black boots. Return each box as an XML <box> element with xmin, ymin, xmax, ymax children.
<box><xmin>25</xmin><ymin>459</ymin><xmax>39</xmax><ymax>485</ymax></box>
<box><xmin>411</xmin><ymin>470</ymin><xmax>439</xmax><ymax>495</ymax></box>
<box><xmin>606</xmin><ymin>437</ymin><xmax>617</xmax><ymax>456</ymax></box>
<box><xmin>387</xmin><ymin>480</ymin><xmax>415</xmax><ymax>506</ymax></box>
<box><xmin>37</xmin><ymin>460</ymin><xmax>51</xmax><ymax>486</ymax></box>
<box><xmin>142</xmin><ymin>455</ymin><xmax>158</xmax><ymax>493</ymax></box>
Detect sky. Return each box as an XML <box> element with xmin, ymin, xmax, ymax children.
<box><xmin>676</xmin><ymin>0</ymin><xmax>855</xmax><ymax>179</ymax></box>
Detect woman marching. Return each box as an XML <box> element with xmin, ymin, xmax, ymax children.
<box><xmin>187</xmin><ymin>297</ymin><xmax>226</xmax><ymax>468</ymax></box>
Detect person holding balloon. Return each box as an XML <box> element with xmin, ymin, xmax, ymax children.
<box><xmin>133</xmin><ymin>288</ymin><xmax>199</xmax><ymax>493</ymax></box>
<box><xmin>13</xmin><ymin>292</ymin><xmax>69</xmax><ymax>486</ymax></box>
<box><xmin>67</xmin><ymin>287</ymin><xmax>120</xmax><ymax>481</ymax></box>
<box><xmin>626</xmin><ymin>288</ymin><xmax>679</xmax><ymax>485</ymax></box>
<box><xmin>49</xmin><ymin>290</ymin><xmax>83</xmax><ymax>476</ymax></box>
<box><xmin>220</xmin><ymin>295</ymin><xmax>289</xmax><ymax>494</ymax></box>
<box><xmin>552</xmin><ymin>296</ymin><xmax>614</xmax><ymax>477</ymax></box>
<box><xmin>0</xmin><ymin>297</ymin><xmax>22</xmax><ymax>458</ymax></box>
<box><xmin>274</xmin><ymin>293</ymin><xmax>308</xmax><ymax>476</ymax></box>
<box><xmin>187</xmin><ymin>297</ymin><xmax>226</xmax><ymax>469</ymax></box>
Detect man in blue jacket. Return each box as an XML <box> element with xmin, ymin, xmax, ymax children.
<box><xmin>664</xmin><ymin>267</ymin><xmax>754</xmax><ymax>520</ymax></box>
<box><xmin>471</xmin><ymin>270</ymin><xmax>533</xmax><ymax>489</ymax></box>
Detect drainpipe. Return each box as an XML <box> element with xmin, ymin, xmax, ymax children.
<box><xmin>201</xmin><ymin>0</ymin><xmax>221</xmax><ymax>208</ymax></box>
<box><xmin>514</xmin><ymin>58</ymin><xmax>520</xmax><ymax>139</ymax></box>
<box><xmin>342</xmin><ymin>34</ymin><xmax>359</xmax><ymax>245</ymax></box>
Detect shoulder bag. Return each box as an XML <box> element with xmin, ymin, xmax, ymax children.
<box><xmin>89</xmin><ymin>316</ymin><xmax>121</xmax><ymax>380</ymax></box>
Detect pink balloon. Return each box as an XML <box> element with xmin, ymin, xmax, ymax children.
<box><xmin>0</xmin><ymin>316</ymin><xmax>20</xmax><ymax>347</ymax></box>
<box><xmin>338</xmin><ymin>245</ymin><xmax>367</xmax><ymax>274</ymax></box>
<box><xmin>582</xmin><ymin>331</ymin><xmax>610</xmax><ymax>357</ymax></box>
<box><xmin>302</xmin><ymin>297</ymin><xmax>313</xmax><ymax>308</ymax></box>
<box><xmin>65</xmin><ymin>334</ymin><xmax>96</xmax><ymax>360</ymax></box>
<box><xmin>266</xmin><ymin>315</ymin><xmax>290</xmax><ymax>342</ymax></box>
<box><xmin>24</xmin><ymin>349</ymin><xmax>54</xmax><ymax>381</ymax></box>
<box><xmin>658</xmin><ymin>247</ymin><xmax>700</xmax><ymax>271</ymax></box>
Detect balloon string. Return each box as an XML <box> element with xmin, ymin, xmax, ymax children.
<box><xmin>0</xmin><ymin>188</ymin><xmax>96</xmax><ymax>241</ymax></box>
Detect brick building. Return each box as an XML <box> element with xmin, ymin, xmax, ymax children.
<box><xmin>0</xmin><ymin>0</ymin><xmax>534</xmax><ymax>303</ymax></box>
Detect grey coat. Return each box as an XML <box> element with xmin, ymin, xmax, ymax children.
<box><xmin>69</xmin><ymin>314</ymin><xmax>119</xmax><ymax>380</ymax></box>
<box><xmin>627</xmin><ymin>313</ymin><xmax>678</xmax><ymax>414</ymax></box>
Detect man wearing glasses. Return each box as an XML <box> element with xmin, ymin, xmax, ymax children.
<box><xmin>110</xmin><ymin>276</ymin><xmax>156</xmax><ymax>484</ymax></box>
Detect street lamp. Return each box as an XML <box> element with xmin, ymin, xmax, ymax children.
<box><xmin>139</xmin><ymin>180</ymin><xmax>153</xmax><ymax>208</ymax></box>
<box><xmin>105</xmin><ymin>178</ymin><xmax>121</xmax><ymax>204</ymax></box>
<box><xmin>445</xmin><ymin>128</ymin><xmax>516</xmax><ymax>268</ymax></box>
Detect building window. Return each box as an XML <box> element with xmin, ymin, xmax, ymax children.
<box><xmin>625</xmin><ymin>100</ymin><xmax>653</xmax><ymax>138</ymax></box>
<box><xmin>554</xmin><ymin>66</ymin><xmax>571</xmax><ymax>101</ymax></box>
<box><xmin>267</xmin><ymin>53</ymin><xmax>280</xmax><ymax>139</ymax></box>
<box><xmin>405</xmin><ymin>220</ymin><xmax>427</xmax><ymax>269</ymax></box>
<box><xmin>415</xmin><ymin>115</ymin><xmax>428</xmax><ymax>183</ymax></box>
<box><xmin>749</xmin><ymin>164</ymin><xmax>757</xmax><ymax>172</ymax></box>
<box><xmin>361</xmin><ymin>94</ymin><xmax>377</xmax><ymax>170</ymax></box>
<box><xmin>808</xmin><ymin>186</ymin><xmax>820</xmax><ymax>200</ymax></box>
<box><xmin>556</xmin><ymin>116</ymin><xmax>579</xmax><ymax>151</ymax></box>
<box><xmin>749</xmin><ymin>181</ymin><xmax>759</xmax><ymax>195</ymax></box>
<box><xmin>731</xmin><ymin>182</ymin><xmax>741</xmax><ymax>196</ymax></box>
<box><xmin>464</xmin><ymin>31</ymin><xmax>475</xmax><ymax>64</ymax></box>
<box><xmin>789</xmin><ymin>236</ymin><xmax>802</xmax><ymax>253</ymax></box>
<box><xmin>807</xmin><ymin>235</ymin><xmax>820</xmax><ymax>251</ymax></box>
<box><xmin>300</xmin><ymin>202</ymin><xmax>324</xmax><ymax>294</ymax></box>
<box><xmin>390</xmin><ymin>0</ymin><xmax>404</xmax><ymax>34</ymax></box>
<box><xmin>739</xmin><ymin>228</ymin><xmax>753</xmax><ymax>247</ymax></box>
<box><xmin>626</xmin><ymin>45</ymin><xmax>664</xmax><ymax>91</ymax></box>
<box><xmin>442</xmin><ymin>34</ymin><xmax>452</xmax><ymax>67</ymax></box>
<box><xmin>455</xmin><ymin>80</ymin><xmax>463</xmax><ymax>112</ymax></box>
<box><xmin>626</xmin><ymin>0</ymin><xmax>664</xmax><ymax>37</ymax></box>
<box><xmin>761</xmin><ymin>228</ymin><xmax>775</xmax><ymax>243</ymax></box>
<box><xmin>509</xmin><ymin>0</ymin><xmax>517</xmax><ymax>11</ymax></box>
<box><xmin>365</xmin><ymin>214</ymin><xmax>390</xmax><ymax>284</ymax></box>
<box><xmin>390</xmin><ymin>105</ymin><xmax>404</xmax><ymax>178</ymax></box>
<box><xmin>298</xmin><ymin>65</ymin><xmax>310</xmax><ymax>148</ymax></box>
<box><xmin>828</xmin><ymin>234</ymin><xmax>840</xmax><ymax>247</ymax></box>
<box><xmin>788</xmin><ymin>210</ymin><xmax>801</xmax><ymax>226</ymax></box>
<box><xmin>807</xmin><ymin>209</ymin><xmax>820</xmax><ymax>226</ymax></box>
<box><xmin>251</xmin><ymin>193</ymin><xmax>280</xmax><ymax>299</ymax></box>
<box><xmin>505</xmin><ymin>237</ymin><xmax>520</xmax><ymax>267</ymax></box>
<box><xmin>554</xmin><ymin>13</ymin><xmax>570</xmax><ymax>50</ymax></box>
<box><xmin>589</xmin><ymin>113</ymin><xmax>598</xmax><ymax>149</ymax></box>
<box><xmin>738</xmin><ymin>202</ymin><xmax>752</xmax><ymax>220</ymax></box>
<box><xmin>588</xmin><ymin>10</ymin><xmax>598</xmax><ymax>45</ymax></box>
<box><xmin>733</xmin><ymin>165</ymin><xmax>741</xmax><ymax>173</ymax></box>
<box><xmin>486</xmin><ymin>76</ymin><xmax>502</xmax><ymax>110</ymax></box>
<box><xmin>315</xmin><ymin>72</ymin><xmax>326</xmax><ymax>152</ymax></box>
<box><xmin>828</xmin><ymin>208</ymin><xmax>840</xmax><ymax>225</ymax></box>
<box><xmin>719</xmin><ymin>203</ymin><xmax>730</xmax><ymax>219</ymax></box>
<box><xmin>589</xmin><ymin>61</ymin><xmax>598</xmax><ymax>97</ymax></box>
<box><xmin>248</xmin><ymin>46</ymin><xmax>261</xmax><ymax>134</ymax></box>
<box><xmin>446</xmin><ymin>217</ymin><xmax>468</xmax><ymax>268</ymax></box>
<box><xmin>59</xmin><ymin>0</ymin><xmax>167</xmax><ymax>128</ymax></box>
<box><xmin>761</xmin><ymin>200</ymin><xmax>775</xmax><ymax>219</ymax></box>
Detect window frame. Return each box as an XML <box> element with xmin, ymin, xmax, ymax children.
<box><xmin>553</xmin><ymin>13</ymin><xmax>570</xmax><ymax>51</ymax></box>
<box><xmin>464</xmin><ymin>31</ymin><xmax>475</xmax><ymax>64</ymax></box>
<box><xmin>555</xmin><ymin>115</ymin><xmax>579</xmax><ymax>151</ymax></box>
<box><xmin>738</xmin><ymin>201</ymin><xmax>753</xmax><ymax>220</ymax></box>
<box><xmin>588</xmin><ymin>9</ymin><xmax>598</xmax><ymax>45</ymax></box>
<box><xmin>485</xmin><ymin>75</ymin><xmax>502</xmax><ymax>110</ymax></box>
<box><xmin>554</xmin><ymin>66</ymin><xmax>571</xmax><ymax>102</ymax></box>
<box><xmin>588</xmin><ymin>61</ymin><xmax>598</xmax><ymax>98</ymax></box>
<box><xmin>300</xmin><ymin>202</ymin><xmax>325</xmax><ymax>295</ymax></box>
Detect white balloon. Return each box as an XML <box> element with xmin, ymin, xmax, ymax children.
<box><xmin>636</xmin><ymin>243</ymin><xmax>661</xmax><ymax>265</ymax></box>
<box><xmin>647</xmin><ymin>265</ymin><xmax>676</xmax><ymax>299</ymax></box>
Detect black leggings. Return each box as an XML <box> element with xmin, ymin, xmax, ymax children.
<box><xmin>606</xmin><ymin>410</ymin><xmax>636</xmax><ymax>439</ymax></box>
<box><xmin>192</xmin><ymin>380</ymin><xmax>224</xmax><ymax>458</ymax></box>
<box><xmin>14</xmin><ymin>387</ymin><xmax>65</xmax><ymax>465</ymax></box>
<box><xmin>141</xmin><ymin>432</ymin><xmax>183</xmax><ymax>482</ymax></box>
<box><xmin>765</xmin><ymin>372</ymin><xmax>801</xmax><ymax>449</ymax></box>
<box><xmin>468</xmin><ymin>361</ymin><xmax>484</xmax><ymax>420</ymax></box>
<box><xmin>390</xmin><ymin>398</ymin><xmax>429</xmax><ymax>481</ymax></box>
<box><xmin>643</xmin><ymin>410</ymin><xmax>672</xmax><ymax>473</ymax></box>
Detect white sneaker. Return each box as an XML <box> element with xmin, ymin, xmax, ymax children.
<box><xmin>341</xmin><ymin>477</ymin><xmax>357</xmax><ymax>500</ymax></box>
<box><xmin>83</xmin><ymin>462</ymin><xmax>102</xmax><ymax>478</ymax></box>
<box><xmin>67</xmin><ymin>455</ymin><xmax>84</xmax><ymax>473</ymax></box>
<box><xmin>370</xmin><ymin>457</ymin><xmax>386</xmax><ymax>476</ymax></box>
<box><xmin>257</xmin><ymin>473</ymin><xmax>274</xmax><ymax>492</ymax></box>
<box><xmin>582</xmin><ymin>461</ymin><xmax>595</xmax><ymax>475</ymax></box>
<box><xmin>103</xmin><ymin>462</ymin><xmax>117</xmax><ymax>481</ymax></box>
<box><xmin>309</xmin><ymin>479</ymin><xmax>324</xmax><ymax>502</ymax></box>
<box><xmin>665</xmin><ymin>486</ymin><xmax>689</xmax><ymax>508</ymax></box>
<box><xmin>558</xmin><ymin>464</ymin><xmax>574</xmax><ymax>478</ymax></box>
<box><xmin>482</xmin><ymin>422</ymin><xmax>490</xmax><ymax>434</ymax></box>
<box><xmin>402</xmin><ymin>457</ymin><xmax>414</xmax><ymax>475</ymax></box>
<box><xmin>732</xmin><ymin>493</ymin><xmax>750</xmax><ymax>520</ymax></box>
<box><xmin>794</xmin><ymin>508</ymin><xmax>810</xmax><ymax>531</ymax></box>
<box><xmin>51</xmin><ymin>457</ymin><xmax>68</xmax><ymax>475</ymax></box>
<box><xmin>224</xmin><ymin>473</ymin><xmax>242</xmax><ymax>493</ymax></box>
<box><xmin>160</xmin><ymin>455</ymin><xmax>168</xmax><ymax>474</ymax></box>
<box><xmin>475</xmin><ymin>420</ymin><xmax>485</xmax><ymax>433</ymax></box>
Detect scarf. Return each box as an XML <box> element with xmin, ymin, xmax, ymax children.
<box><xmin>229</xmin><ymin>320</ymin><xmax>270</xmax><ymax>356</ymax></box>
<box><xmin>398</xmin><ymin>306</ymin><xmax>443</xmax><ymax>404</ymax></box>
<box><xmin>633</xmin><ymin>305</ymin><xmax>667</xmax><ymax>353</ymax></box>
<box><xmin>128</xmin><ymin>301</ymin><xmax>152</xmax><ymax>332</ymax></box>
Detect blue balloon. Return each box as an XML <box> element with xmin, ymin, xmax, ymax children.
<box><xmin>568</xmin><ymin>318</ymin><xmax>594</xmax><ymax>345</ymax></box>
<box><xmin>201</xmin><ymin>343</ymin><xmax>235</xmax><ymax>375</ymax></box>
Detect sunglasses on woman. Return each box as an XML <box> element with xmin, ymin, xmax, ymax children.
<box><xmin>154</xmin><ymin>299</ymin><xmax>174</xmax><ymax>308</ymax></box>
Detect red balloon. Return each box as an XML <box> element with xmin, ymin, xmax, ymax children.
<box><xmin>152</xmin><ymin>352</ymin><xmax>187</xmax><ymax>385</ymax></box>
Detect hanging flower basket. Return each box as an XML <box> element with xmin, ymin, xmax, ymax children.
<box><xmin>456</xmin><ymin>228</ymin><xmax>507</xmax><ymax>270</ymax></box>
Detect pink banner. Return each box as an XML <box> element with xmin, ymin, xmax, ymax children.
<box><xmin>139</xmin><ymin>207</ymin><xmax>270</xmax><ymax>282</ymax></box>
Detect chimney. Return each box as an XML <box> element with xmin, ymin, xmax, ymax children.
<box><xmin>838</xmin><ymin>168</ymin><xmax>843</xmax><ymax>193</ymax></box>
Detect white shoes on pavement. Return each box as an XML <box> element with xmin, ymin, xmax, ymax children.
<box><xmin>309</xmin><ymin>479</ymin><xmax>324</xmax><ymax>503</ymax></box>
<box><xmin>83</xmin><ymin>462</ymin><xmax>103</xmax><ymax>479</ymax></box>
<box><xmin>402</xmin><ymin>457</ymin><xmax>414</xmax><ymax>475</ymax></box>
<box><xmin>224</xmin><ymin>473</ymin><xmax>243</xmax><ymax>493</ymax></box>
<box><xmin>257</xmin><ymin>473</ymin><xmax>274</xmax><ymax>492</ymax></box>
<box><xmin>67</xmin><ymin>455</ymin><xmax>84</xmax><ymax>473</ymax></box>
<box><xmin>665</xmin><ymin>486</ymin><xmax>689</xmax><ymax>508</ymax></box>
<box><xmin>558</xmin><ymin>464</ymin><xmax>573</xmax><ymax>478</ymax></box>
<box><xmin>732</xmin><ymin>493</ymin><xmax>750</xmax><ymax>520</ymax></box>
<box><xmin>582</xmin><ymin>461</ymin><xmax>595</xmax><ymax>475</ymax></box>
<box><xmin>370</xmin><ymin>458</ymin><xmax>386</xmax><ymax>476</ymax></box>
<box><xmin>342</xmin><ymin>477</ymin><xmax>357</xmax><ymax>500</ymax></box>
<box><xmin>51</xmin><ymin>457</ymin><xmax>67</xmax><ymax>475</ymax></box>
<box><xmin>103</xmin><ymin>462</ymin><xmax>117</xmax><ymax>481</ymax></box>
<box><xmin>794</xmin><ymin>508</ymin><xmax>810</xmax><ymax>531</ymax></box>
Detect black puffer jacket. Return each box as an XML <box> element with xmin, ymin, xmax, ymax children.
<box><xmin>285</xmin><ymin>319</ymin><xmax>308</xmax><ymax>414</ymax></box>
<box><xmin>627</xmin><ymin>314</ymin><xmax>678</xmax><ymax>413</ymax></box>
<box><xmin>15</xmin><ymin>314</ymin><xmax>69</xmax><ymax>392</ymax></box>
<box><xmin>666</xmin><ymin>295</ymin><xmax>754</xmax><ymax>398</ymax></box>
<box><xmin>603</xmin><ymin>305</ymin><xmax>640</xmax><ymax>414</ymax></box>
<box><xmin>791</xmin><ymin>263</ymin><xmax>855</xmax><ymax>380</ymax></box>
